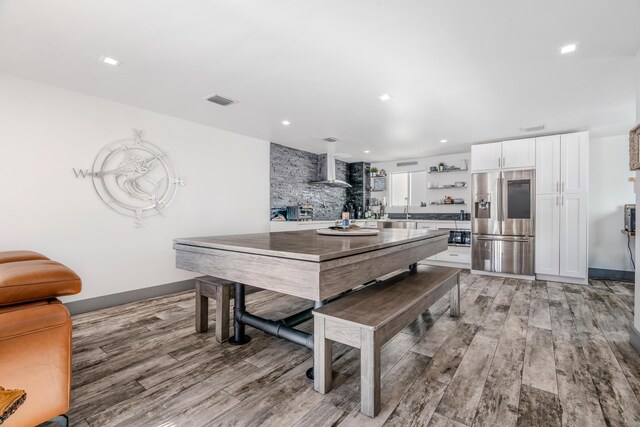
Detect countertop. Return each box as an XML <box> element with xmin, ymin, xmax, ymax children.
<box><xmin>270</xmin><ymin>219</ymin><xmax>471</xmax><ymax>224</ymax></box>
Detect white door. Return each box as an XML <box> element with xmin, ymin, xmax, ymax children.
<box><xmin>471</xmin><ymin>142</ymin><xmax>502</xmax><ymax>172</ymax></box>
<box><xmin>535</xmin><ymin>135</ymin><xmax>561</xmax><ymax>194</ymax></box>
<box><xmin>535</xmin><ymin>194</ymin><xmax>560</xmax><ymax>275</ymax></box>
<box><xmin>502</xmin><ymin>138</ymin><xmax>536</xmax><ymax>169</ymax></box>
<box><xmin>561</xmin><ymin>132</ymin><xmax>589</xmax><ymax>194</ymax></box>
<box><xmin>559</xmin><ymin>193</ymin><xmax>587</xmax><ymax>278</ymax></box>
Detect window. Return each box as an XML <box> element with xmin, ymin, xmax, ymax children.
<box><xmin>390</xmin><ymin>172</ymin><xmax>409</xmax><ymax>207</ymax></box>
<box><xmin>390</xmin><ymin>170</ymin><xmax>427</xmax><ymax>207</ymax></box>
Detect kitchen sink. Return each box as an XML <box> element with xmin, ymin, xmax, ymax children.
<box><xmin>377</xmin><ymin>220</ymin><xmax>417</xmax><ymax>229</ymax></box>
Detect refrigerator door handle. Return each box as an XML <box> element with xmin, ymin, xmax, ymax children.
<box><xmin>497</xmin><ymin>174</ymin><xmax>503</xmax><ymax>224</ymax></box>
<box><xmin>476</xmin><ymin>235</ymin><xmax>531</xmax><ymax>243</ymax></box>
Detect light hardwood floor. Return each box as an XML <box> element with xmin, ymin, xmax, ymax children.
<box><xmin>69</xmin><ymin>272</ymin><xmax>640</xmax><ymax>426</ymax></box>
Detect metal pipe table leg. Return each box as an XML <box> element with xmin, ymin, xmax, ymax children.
<box><xmin>229</xmin><ymin>282</ymin><xmax>251</xmax><ymax>345</ymax></box>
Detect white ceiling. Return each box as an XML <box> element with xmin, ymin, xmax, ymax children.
<box><xmin>1</xmin><ymin>0</ymin><xmax>639</xmax><ymax>161</ymax></box>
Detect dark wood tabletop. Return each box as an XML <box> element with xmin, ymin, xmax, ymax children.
<box><xmin>174</xmin><ymin>229</ymin><xmax>448</xmax><ymax>262</ymax></box>
<box><xmin>174</xmin><ymin>228</ymin><xmax>449</xmax><ymax>300</ymax></box>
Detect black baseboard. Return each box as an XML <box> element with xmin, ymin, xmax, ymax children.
<box><xmin>64</xmin><ymin>279</ymin><xmax>195</xmax><ymax>315</ymax></box>
<box><xmin>589</xmin><ymin>268</ymin><xmax>634</xmax><ymax>282</ymax></box>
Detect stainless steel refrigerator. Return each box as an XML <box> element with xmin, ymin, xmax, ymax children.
<box><xmin>471</xmin><ymin>169</ymin><xmax>535</xmax><ymax>275</ymax></box>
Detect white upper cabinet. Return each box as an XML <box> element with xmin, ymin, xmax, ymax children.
<box><xmin>535</xmin><ymin>135</ymin><xmax>561</xmax><ymax>194</ymax></box>
<box><xmin>560</xmin><ymin>132</ymin><xmax>589</xmax><ymax>194</ymax></box>
<box><xmin>501</xmin><ymin>138</ymin><xmax>535</xmax><ymax>169</ymax></box>
<box><xmin>471</xmin><ymin>139</ymin><xmax>535</xmax><ymax>172</ymax></box>
<box><xmin>471</xmin><ymin>142</ymin><xmax>501</xmax><ymax>172</ymax></box>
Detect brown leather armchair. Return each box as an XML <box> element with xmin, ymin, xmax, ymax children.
<box><xmin>0</xmin><ymin>251</ymin><xmax>81</xmax><ymax>427</ymax></box>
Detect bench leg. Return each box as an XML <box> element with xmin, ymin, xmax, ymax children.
<box><xmin>195</xmin><ymin>283</ymin><xmax>209</xmax><ymax>333</ymax></box>
<box><xmin>215</xmin><ymin>283</ymin><xmax>231</xmax><ymax>343</ymax></box>
<box><xmin>450</xmin><ymin>273</ymin><xmax>460</xmax><ymax>317</ymax></box>
<box><xmin>313</xmin><ymin>316</ymin><xmax>333</xmax><ymax>393</ymax></box>
<box><xmin>361</xmin><ymin>329</ymin><xmax>381</xmax><ymax>417</ymax></box>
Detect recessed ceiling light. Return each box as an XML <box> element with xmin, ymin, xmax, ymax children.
<box><xmin>378</xmin><ymin>94</ymin><xmax>392</xmax><ymax>101</ymax></box>
<box><xmin>281</xmin><ymin>120</ymin><xmax>291</xmax><ymax>126</ymax></box>
<box><xmin>363</xmin><ymin>150</ymin><xmax>371</xmax><ymax>154</ymax></box>
<box><xmin>560</xmin><ymin>43</ymin><xmax>577</xmax><ymax>54</ymax></box>
<box><xmin>440</xmin><ymin>139</ymin><xmax>448</xmax><ymax>143</ymax></box>
<box><xmin>100</xmin><ymin>55</ymin><xmax>121</xmax><ymax>66</ymax></box>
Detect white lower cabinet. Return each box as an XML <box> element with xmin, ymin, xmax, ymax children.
<box><xmin>535</xmin><ymin>194</ymin><xmax>561</xmax><ymax>275</ymax></box>
<box><xmin>534</xmin><ymin>131</ymin><xmax>588</xmax><ymax>283</ymax></box>
<box><xmin>436</xmin><ymin>245</ymin><xmax>471</xmax><ymax>264</ymax></box>
<box><xmin>420</xmin><ymin>222</ymin><xmax>471</xmax><ymax>267</ymax></box>
<box><xmin>535</xmin><ymin>192</ymin><xmax>588</xmax><ymax>281</ymax></box>
<box><xmin>559</xmin><ymin>193</ymin><xmax>588</xmax><ymax>278</ymax></box>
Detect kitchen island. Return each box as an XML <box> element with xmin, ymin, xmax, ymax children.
<box><xmin>270</xmin><ymin>219</ymin><xmax>472</xmax><ymax>268</ymax></box>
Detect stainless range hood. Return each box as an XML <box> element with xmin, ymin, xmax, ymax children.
<box><xmin>310</xmin><ymin>140</ymin><xmax>352</xmax><ymax>188</ymax></box>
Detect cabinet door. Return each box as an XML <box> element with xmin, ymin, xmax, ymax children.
<box><xmin>471</xmin><ymin>142</ymin><xmax>502</xmax><ymax>172</ymax></box>
<box><xmin>559</xmin><ymin>193</ymin><xmax>588</xmax><ymax>278</ymax></box>
<box><xmin>535</xmin><ymin>135</ymin><xmax>561</xmax><ymax>194</ymax></box>
<box><xmin>561</xmin><ymin>132</ymin><xmax>589</xmax><ymax>194</ymax></box>
<box><xmin>436</xmin><ymin>246</ymin><xmax>471</xmax><ymax>264</ymax></box>
<box><xmin>535</xmin><ymin>194</ymin><xmax>560</xmax><ymax>275</ymax></box>
<box><xmin>502</xmin><ymin>138</ymin><xmax>536</xmax><ymax>169</ymax></box>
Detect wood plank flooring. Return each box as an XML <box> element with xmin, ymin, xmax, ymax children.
<box><xmin>69</xmin><ymin>272</ymin><xmax>640</xmax><ymax>426</ymax></box>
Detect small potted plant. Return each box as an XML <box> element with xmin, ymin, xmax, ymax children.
<box><xmin>438</xmin><ymin>162</ymin><xmax>445</xmax><ymax>172</ymax></box>
<box><xmin>370</xmin><ymin>167</ymin><xmax>378</xmax><ymax>177</ymax></box>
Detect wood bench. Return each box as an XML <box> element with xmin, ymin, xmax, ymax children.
<box><xmin>312</xmin><ymin>265</ymin><xmax>461</xmax><ymax>417</ymax></box>
<box><xmin>194</xmin><ymin>276</ymin><xmax>262</xmax><ymax>342</ymax></box>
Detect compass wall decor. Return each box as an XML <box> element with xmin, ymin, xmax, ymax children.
<box><xmin>74</xmin><ymin>129</ymin><xmax>185</xmax><ymax>226</ymax></box>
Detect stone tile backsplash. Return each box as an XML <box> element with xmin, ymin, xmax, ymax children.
<box><xmin>271</xmin><ymin>142</ymin><xmax>350</xmax><ymax>220</ymax></box>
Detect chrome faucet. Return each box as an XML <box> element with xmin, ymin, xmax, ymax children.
<box><xmin>404</xmin><ymin>197</ymin><xmax>411</xmax><ymax>219</ymax></box>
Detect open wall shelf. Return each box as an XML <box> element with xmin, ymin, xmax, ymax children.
<box><xmin>428</xmin><ymin>168</ymin><xmax>468</xmax><ymax>174</ymax></box>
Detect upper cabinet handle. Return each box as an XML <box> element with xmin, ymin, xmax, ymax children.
<box><xmin>498</xmin><ymin>157</ymin><xmax>501</xmax><ymax>168</ymax></box>
<box><xmin>562</xmin><ymin>182</ymin><xmax>565</xmax><ymax>192</ymax></box>
<box><xmin>503</xmin><ymin>157</ymin><xmax>506</xmax><ymax>168</ymax></box>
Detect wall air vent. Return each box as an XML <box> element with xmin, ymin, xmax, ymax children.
<box><xmin>323</xmin><ymin>137</ymin><xmax>340</xmax><ymax>143</ymax></box>
<box><xmin>206</xmin><ymin>94</ymin><xmax>237</xmax><ymax>106</ymax></box>
<box><xmin>519</xmin><ymin>124</ymin><xmax>545</xmax><ymax>132</ymax></box>
<box><xmin>397</xmin><ymin>161</ymin><xmax>419</xmax><ymax>167</ymax></box>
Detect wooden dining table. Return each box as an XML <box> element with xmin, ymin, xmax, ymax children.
<box><xmin>173</xmin><ymin>227</ymin><xmax>448</xmax><ymax>375</ymax></box>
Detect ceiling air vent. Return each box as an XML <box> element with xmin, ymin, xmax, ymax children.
<box><xmin>519</xmin><ymin>124</ymin><xmax>545</xmax><ymax>132</ymax></box>
<box><xmin>397</xmin><ymin>161</ymin><xmax>419</xmax><ymax>167</ymax></box>
<box><xmin>323</xmin><ymin>137</ymin><xmax>340</xmax><ymax>143</ymax></box>
<box><xmin>206</xmin><ymin>94</ymin><xmax>237</xmax><ymax>106</ymax></box>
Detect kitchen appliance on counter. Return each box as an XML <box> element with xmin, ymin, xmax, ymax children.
<box><xmin>625</xmin><ymin>204</ymin><xmax>636</xmax><ymax>232</ymax></box>
<box><xmin>450</xmin><ymin>230</ymin><xmax>471</xmax><ymax>246</ymax></box>
<box><xmin>437</xmin><ymin>228</ymin><xmax>472</xmax><ymax>246</ymax></box>
<box><xmin>286</xmin><ymin>205</ymin><xmax>314</xmax><ymax>221</ymax></box>
<box><xmin>471</xmin><ymin>169</ymin><xmax>535</xmax><ymax>276</ymax></box>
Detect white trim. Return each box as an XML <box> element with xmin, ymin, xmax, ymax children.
<box><xmin>471</xmin><ymin>269</ymin><xmax>535</xmax><ymax>281</ymax></box>
<box><xmin>535</xmin><ymin>273</ymin><xmax>588</xmax><ymax>285</ymax></box>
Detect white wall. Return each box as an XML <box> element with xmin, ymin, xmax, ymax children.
<box><xmin>634</xmin><ymin>50</ymin><xmax>640</xmax><ymax>331</ymax></box>
<box><xmin>371</xmin><ymin>152</ymin><xmax>471</xmax><ymax>214</ymax></box>
<box><xmin>589</xmin><ymin>135</ymin><xmax>635</xmax><ymax>272</ymax></box>
<box><xmin>0</xmin><ymin>73</ymin><xmax>270</xmax><ymax>302</ymax></box>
